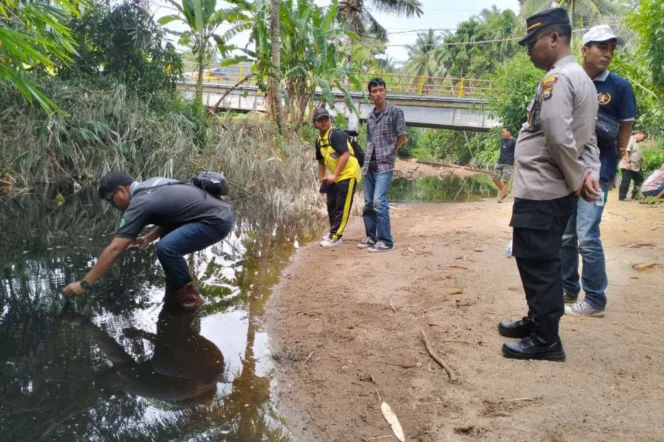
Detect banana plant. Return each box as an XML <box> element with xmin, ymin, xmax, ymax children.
<box><xmin>232</xmin><ymin>0</ymin><xmax>363</xmax><ymax>131</ymax></box>
<box><xmin>282</xmin><ymin>0</ymin><xmax>364</xmax><ymax>129</ymax></box>
<box><xmin>158</xmin><ymin>0</ymin><xmax>253</xmax><ymax>104</ymax></box>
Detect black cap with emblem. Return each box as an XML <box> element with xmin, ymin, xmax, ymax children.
<box><xmin>519</xmin><ymin>8</ymin><xmax>570</xmax><ymax>46</ymax></box>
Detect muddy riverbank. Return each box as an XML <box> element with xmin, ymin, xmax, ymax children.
<box><xmin>267</xmin><ymin>193</ymin><xmax>664</xmax><ymax>441</ymax></box>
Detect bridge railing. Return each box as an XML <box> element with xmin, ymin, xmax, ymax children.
<box><xmin>354</xmin><ymin>73</ymin><xmax>496</xmax><ymax>98</ymax></box>
<box><xmin>187</xmin><ymin>68</ymin><xmax>497</xmax><ymax>99</ymax></box>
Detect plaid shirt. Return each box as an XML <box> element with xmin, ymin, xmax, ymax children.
<box><xmin>364</xmin><ymin>103</ymin><xmax>406</xmax><ymax>174</ymax></box>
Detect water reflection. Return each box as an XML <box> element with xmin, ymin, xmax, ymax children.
<box><xmin>59</xmin><ymin>301</ymin><xmax>224</xmax><ymax>406</ymax></box>
<box><xmin>0</xmin><ymin>189</ymin><xmax>310</xmax><ymax>441</ymax></box>
<box><xmin>389</xmin><ymin>175</ymin><xmax>497</xmax><ymax>202</ymax></box>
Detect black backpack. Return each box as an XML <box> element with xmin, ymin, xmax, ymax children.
<box><xmin>192</xmin><ymin>171</ymin><xmax>229</xmax><ymax>198</ymax></box>
<box><xmin>133</xmin><ymin>172</ymin><xmax>230</xmax><ymax>198</ymax></box>
<box><xmin>338</xmin><ymin>129</ymin><xmax>365</xmax><ymax>167</ymax></box>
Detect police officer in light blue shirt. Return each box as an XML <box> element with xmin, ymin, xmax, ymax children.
<box><xmin>561</xmin><ymin>25</ymin><xmax>636</xmax><ymax>318</ymax></box>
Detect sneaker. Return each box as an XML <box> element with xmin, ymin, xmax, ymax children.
<box><xmin>357</xmin><ymin>237</ymin><xmax>376</xmax><ymax>249</ymax></box>
<box><xmin>562</xmin><ymin>290</ymin><xmax>578</xmax><ymax>304</ymax></box>
<box><xmin>367</xmin><ymin>241</ymin><xmax>393</xmax><ymax>253</ymax></box>
<box><xmin>565</xmin><ymin>300</ymin><xmax>605</xmax><ymax>318</ymax></box>
<box><xmin>320</xmin><ymin>237</ymin><xmax>343</xmax><ymax>247</ymax></box>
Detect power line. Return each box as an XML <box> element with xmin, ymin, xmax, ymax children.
<box><xmin>387</xmin><ymin>28</ymin><xmax>458</xmax><ymax>35</ymax></box>
<box><xmin>384</xmin><ymin>25</ymin><xmax>619</xmax><ymax>48</ymax></box>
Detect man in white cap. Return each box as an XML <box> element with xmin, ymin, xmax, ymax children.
<box><xmin>561</xmin><ymin>25</ymin><xmax>636</xmax><ymax>317</ymax></box>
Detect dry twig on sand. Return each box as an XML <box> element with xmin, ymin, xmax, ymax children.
<box><xmin>419</xmin><ymin>328</ymin><xmax>457</xmax><ymax>381</ymax></box>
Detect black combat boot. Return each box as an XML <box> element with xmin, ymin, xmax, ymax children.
<box><xmin>501</xmin><ymin>334</ymin><xmax>566</xmax><ymax>362</ymax></box>
<box><xmin>497</xmin><ymin>316</ymin><xmax>535</xmax><ymax>338</ymax></box>
<box><xmin>502</xmin><ymin>318</ymin><xmax>565</xmax><ymax>362</ymax></box>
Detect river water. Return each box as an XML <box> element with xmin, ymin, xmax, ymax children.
<box><xmin>0</xmin><ymin>176</ymin><xmax>494</xmax><ymax>441</ymax></box>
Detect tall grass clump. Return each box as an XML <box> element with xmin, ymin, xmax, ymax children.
<box><xmin>200</xmin><ymin>116</ymin><xmax>324</xmax><ymax>226</ymax></box>
<box><xmin>0</xmin><ymin>80</ymin><xmax>324</xmax><ymax>225</ymax></box>
<box><xmin>0</xmin><ymin>80</ymin><xmax>207</xmax><ymax>189</ymax></box>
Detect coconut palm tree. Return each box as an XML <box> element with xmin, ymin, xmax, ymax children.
<box><xmin>518</xmin><ymin>0</ymin><xmax>620</xmax><ymax>29</ymax></box>
<box><xmin>337</xmin><ymin>0</ymin><xmax>423</xmax><ymax>40</ymax></box>
<box><xmin>404</xmin><ymin>29</ymin><xmax>446</xmax><ymax>79</ymax></box>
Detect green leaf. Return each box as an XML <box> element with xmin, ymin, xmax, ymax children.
<box><xmin>318</xmin><ymin>78</ymin><xmax>334</xmax><ymax>107</ymax></box>
<box><xmin>221</xmin><ymin>56</ymin><xmax>252</xmax><ymax>66</ymax></box>
<box><xmin>158</xmin><ymin>15</ymin><xmax>182</xmax><ymax>25</ymax></box>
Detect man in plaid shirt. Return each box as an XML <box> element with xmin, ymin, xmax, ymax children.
<box><xmin>358</xmin><ymin>78</ymin><xmax>408</xmax><ymax>252</ymax></box>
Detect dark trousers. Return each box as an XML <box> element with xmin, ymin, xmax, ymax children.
<box><xmin>327</xmin><ymin>178</ymin><xmax>357</xmax><ymax>240</ymax></box>
<box><xmin>156</xmin><ymin>216</ymin><xmax>234</xmax><ymax>289</ymax></box>
<box><xmin>510</xmin><ymin>194</ymin><xmax>577</xmax><ymax>342</ymax></box>
<box><xmin>619</xmin><ymin>169</ymin><xmax>644</xmax><ymax>200</ymax></box>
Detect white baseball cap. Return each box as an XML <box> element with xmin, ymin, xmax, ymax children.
<box><xmin>582</xmin><ymin>25</ymin><xmax>625</xmax><ymax>46</ymax></box>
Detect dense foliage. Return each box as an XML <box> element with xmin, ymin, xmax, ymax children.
<box><xmin>59</xmin><ymin>0</ymin><xmax>183</xmax><ymax>96</ymax></box>
<box><xmin>158</xmin><ymin>0</ymin><xmax>252</xmax><ymax>102</ymax></box>
<box><xmin>488</xmin><ymin>53</ymin><xmax>540</xmax><ymax>134</ymax></box>
<box><xmin>622</xmin><ymin>0</ymin><xmax>664</xmax><ymax>137</ymax></box>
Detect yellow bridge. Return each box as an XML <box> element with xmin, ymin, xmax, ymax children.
<box><xmin>181</xmin><ymin>68</ymin><xmax>498</xmax><ymax>130</ymax></box>
<box><xmin>194</xmin><ymin>68</ymin><xmax>496</xmax><ymax>98</ymax></box>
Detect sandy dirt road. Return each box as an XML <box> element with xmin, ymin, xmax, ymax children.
<box><xmin>267</xmin><ymin>191</ymin><xmax>664</xmax><ymax>442</ymax></box>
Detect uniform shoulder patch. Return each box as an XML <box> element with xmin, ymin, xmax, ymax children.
<box><xmin>540</xmin><ymin>75</ymin><xmax>559</xmax><ymax>100</ymax></box>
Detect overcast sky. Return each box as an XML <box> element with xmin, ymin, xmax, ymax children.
<box><xmin>151</xmin><ymin>0</ymin><xmax>522</xmax><ymax>63</ymax></box>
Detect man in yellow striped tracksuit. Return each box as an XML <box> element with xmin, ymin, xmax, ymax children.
<box><xmin>314</xmin><ymin>108</ymin><xmax>361</xmax><ymax>247</ymax></box>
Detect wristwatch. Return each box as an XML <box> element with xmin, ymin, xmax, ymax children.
<box><xmin>79</xmin><ymin>280</ymin><xmax>92</xmax><ymax>291</ymax></box>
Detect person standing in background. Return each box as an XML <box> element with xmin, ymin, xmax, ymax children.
<box><xmin>561</xmin><ymin>25</ymin><xmax>636</xmax><ymax>318</ymax></box>
<box><xmin>313</xmin><ymin>108</ymin><xmax>361</xmax><ymax>248</ymax></box>
<box><xmin>492</xmin><ymin>127</ymin><xmax>517</xmax><ymax>203</ymax></box>
<box><xmin>618</xmin><ymin>131</ymin><xmax>648</xmax><ymax>201</ymax></box>
<box><xmin>359</xmin><ymin>77</ymin><xmax>408</xmax><ymax>253</ymax></box>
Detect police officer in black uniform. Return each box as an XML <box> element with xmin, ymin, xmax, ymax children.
<box><xmin>497</xmin><ymin>9</ymin><xmax>602</xmax><ymax>362</ymax></box>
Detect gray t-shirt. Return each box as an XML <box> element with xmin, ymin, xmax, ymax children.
<box><xmin>115</xmin><ymin>178</ymin><xmax>233</xmax><ymax>239</ymax></box>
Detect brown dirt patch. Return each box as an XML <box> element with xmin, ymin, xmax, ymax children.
<box><xmin>266</xmin><ymin>193</ymin><xmax>664</xmax><ymax>441</ymax></box>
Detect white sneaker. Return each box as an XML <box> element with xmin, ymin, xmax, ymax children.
<box><xmin>320</xmin><ymin>237</ymin><xmax>343</xmax><ymax>247</ymax></box>
<box><xmin>367</xmin><ymin>241</ymin><xmax>393</xmax><ymax>253</ymax></box>
<box><xmin>565</xmin><ymin>300</ymin><xmax>605</xmax><ymax>318</ymax></box>
<box><xmin>357</xmin><ymin>237</ymin><xmax>376</xmax><ymax>249</ymax></box>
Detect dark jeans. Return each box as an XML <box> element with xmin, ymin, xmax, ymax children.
<box><xmin>619</xmin><ymin>169</ymin><xmax>644</xmax><ymax>200</ymax></box>
<box><xmin>510</xmin><ymin>194</ymin><xmax>576</xmax><ymax>342</ymax></box>
<box><xmin>156</xmin><ymin>216</ymin><xmax>234</xmax><ymax>289</ymax></box>
<box><xmin>327</xmin><ymin>178</ymin><xmax>357</xmax><ymax>240</ymax></box>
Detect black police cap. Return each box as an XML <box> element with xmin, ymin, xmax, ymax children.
<box><xmin>519</xmin><ymin>8</ymin><xmax>570</xmax><ymax>46</ymax></box>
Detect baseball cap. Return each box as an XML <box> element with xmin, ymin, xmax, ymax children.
<box><xmin>582</xmin><ymin>25</ymin><xmax>625</xmax><ymax>46</ymax></box>
<box><xmin>519</xmin><ymin>8</ymin><xmax>570</xmax><ymax>46</ymax></box>
<box><xmin>313</xmin><ymin>108</ymin><xmax>331</xmax><ymax>122</ymax></box>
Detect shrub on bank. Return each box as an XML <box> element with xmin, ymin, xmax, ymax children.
<box><xmin>641</xmin><ymin>144</ymin><xmax>664</xmax><ymax>175</ymax></box>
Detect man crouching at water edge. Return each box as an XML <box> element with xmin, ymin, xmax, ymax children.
<box><xmin>62</xmin><ymin>171</ymin><xmax>235</xmax><ymax>309</ymax></box>
<box><xmin>314</xmin><ymin>108</ymin><xmax>362</xmax><ymax>247</ymax></box>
